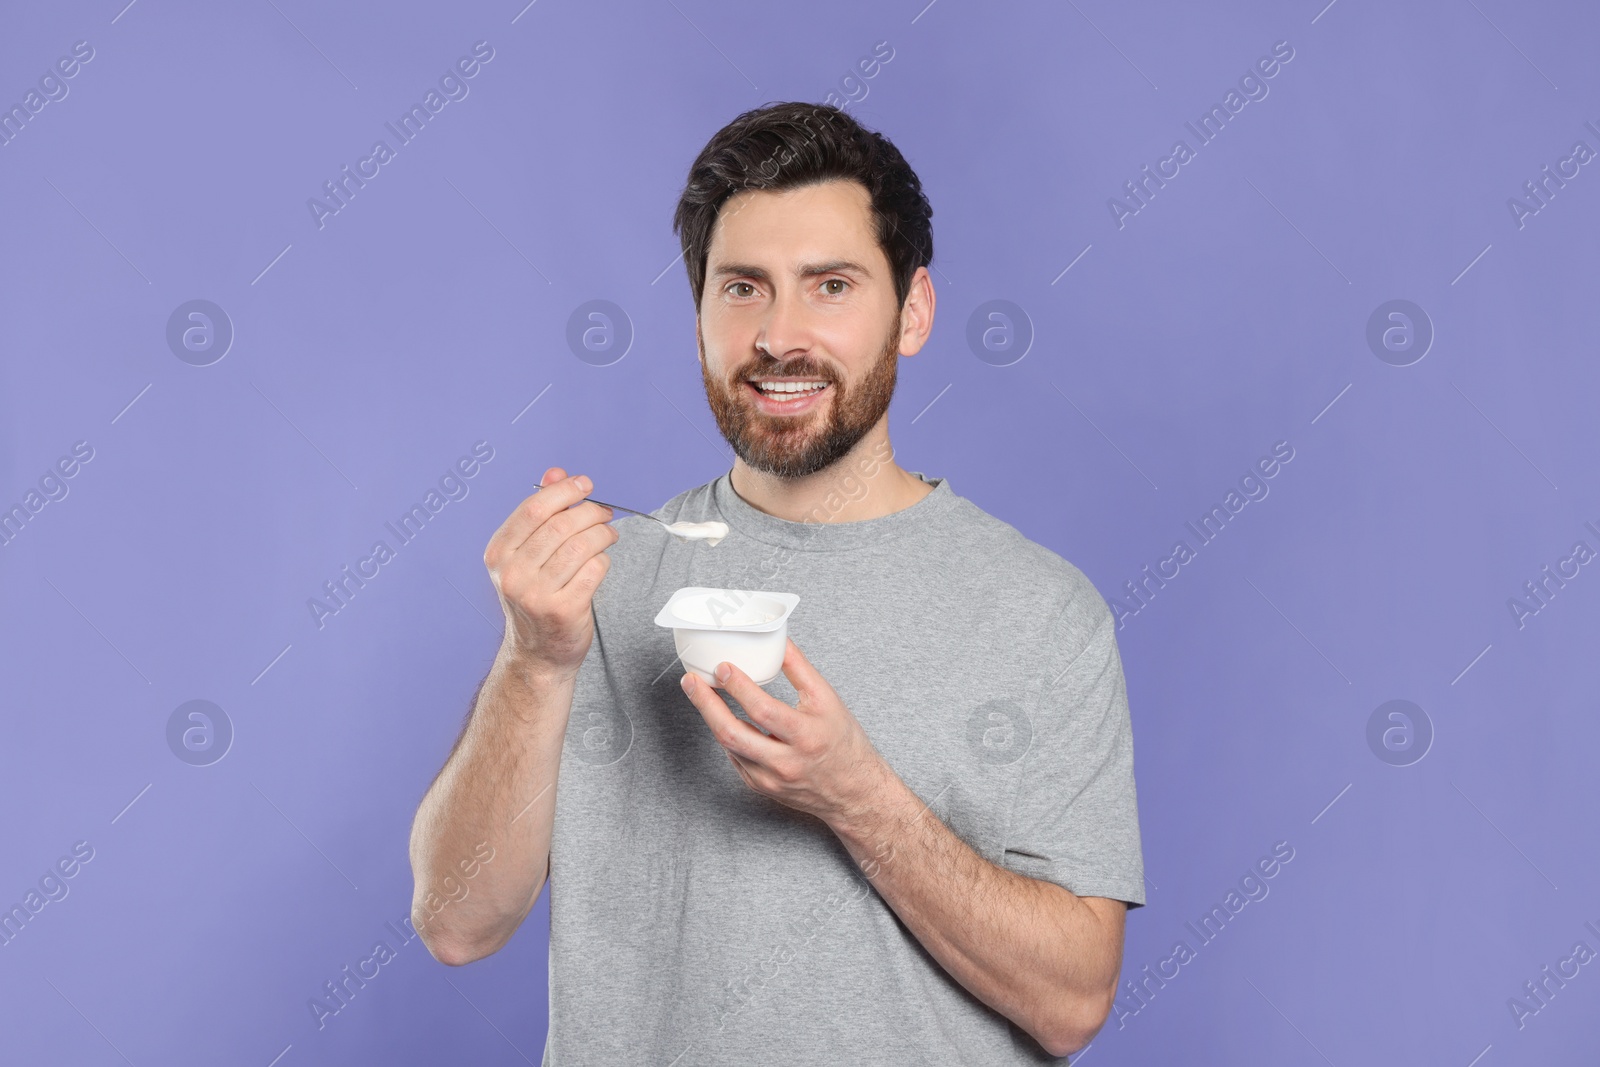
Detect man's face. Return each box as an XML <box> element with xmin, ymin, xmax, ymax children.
<box><xmin>697</xmin><ymin>180</ymin><xmax>902</xmax><ymax>479</ymax></box>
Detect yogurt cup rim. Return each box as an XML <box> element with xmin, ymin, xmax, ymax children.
<box><xmin>653</xmin><ymin>586</ymin><xmax>800</xmax><ymax>632</ymax></box>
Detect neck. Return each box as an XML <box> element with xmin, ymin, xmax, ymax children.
<box><xmin>728</xmin><ymin>421</ymin><xmax>934</xmax><ymax>524</ymax></box>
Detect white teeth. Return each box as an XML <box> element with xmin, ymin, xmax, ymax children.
<box><xmin>753</xmin><ymin>381</ymin><xmax>827</xmax><ymax>395</ymax></box>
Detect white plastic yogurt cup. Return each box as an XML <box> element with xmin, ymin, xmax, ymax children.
<box><xmin>653</xmin><ymin>586</ymin><xmax>801</xmax><ymax>686</ymax></box>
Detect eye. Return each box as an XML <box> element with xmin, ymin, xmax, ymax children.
<box><xmin>821</xmin><ymin>278</ymin><xmax>849</xmax><ymax>295</ymax></box>
<box><xmin>726</xmin><ymin>282</ymin><xmax>756</xmax><ymax>298</ymax></box>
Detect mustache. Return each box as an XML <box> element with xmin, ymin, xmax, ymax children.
<box><xmin>733</xmin><ymin>359</ymin><xmax>836</xmax><ymax>383</ymax></box>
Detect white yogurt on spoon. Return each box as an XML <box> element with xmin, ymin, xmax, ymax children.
<box><xmin>662</xmin><ymin>520</ymin><xmax>729</xmax><ymax>547</ymax></box>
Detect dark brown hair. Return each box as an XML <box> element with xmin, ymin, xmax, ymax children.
<box><xmin>672</xmin><ymin>102</ymin><xmax>934</xmax><ymax>314</ymax></box>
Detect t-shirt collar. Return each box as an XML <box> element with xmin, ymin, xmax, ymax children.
<box><xmin>710</xmin><ymin>465</ymin><xmax>958</xmax><ymax>552</ymax></box>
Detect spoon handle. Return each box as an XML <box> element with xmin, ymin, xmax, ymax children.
<box><xmin>531</xmin><ymin>484</ymin><xmax>663</xmax><ymax>524</ymax></box>
<box><xmin>590</xmin><ymin>498</ymin><xmax>662</xmax><ymax>522</ymax></box>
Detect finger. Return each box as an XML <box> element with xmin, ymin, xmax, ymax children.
<box><xmin>517</xmin><ymin>477</ymin><xmax>616</xmax><ymax>557</ymax></box>
<box><xmin>681</xmin><ymin>672</ymin><xmax>786</xmax><ymax>766</ymax></box>
<box><xmin>515</xmin><ymin>498</ymin><xmax>616</xmax><ymax>575</ymax></box>
<box><xmin>779</xmin><ymin>638</ymin><xmax>837</xmax><ymax>708</ymax></box>
<box><xmin>541</xmin><ymin>518</ymin><xmax>619</xmax><ymax>591</ymax></box>
<box><xmin>553</xmin><ymin>541</ymin><xmax>612</xmax><ymax>599</ymax></box>
<box><xmin>715</xmin><ymin>661</ymin><xmax>802</xmax><ymax>742</ymax></box>
<box><xmin>725</xmin><ymin>749</ymin><xmax>759</xmax><ymax>790</ymax></box>
<box><xmin>484</xmin><ymin>470</ymin><xmax>590</xmax><ymax>563</ymax></box>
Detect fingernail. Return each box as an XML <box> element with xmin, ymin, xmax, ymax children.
<box><xmin>577</xmin><ymin>476</ymin><xmax>592</xmax><ymax>492</ymax></box>
<box><xmin>680</xmin><ymin>674</ymin><xmax>694</xmax><ymax>693</ymax></box>
<box><xmin>715</xmin><ymin>663</ymin><xmax>731</xmax><ymax>683</ymax></box>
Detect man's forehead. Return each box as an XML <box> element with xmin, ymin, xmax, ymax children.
<box><xmin>707</xmin><ymin>180</ymin><xmax>879</xmax><ymax>268</ymax></box>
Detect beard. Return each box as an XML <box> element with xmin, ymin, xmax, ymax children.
<box><xmin>699</xmin><ymin>315</ymin><xmax>901</xmax><ymax>480</ymax></box>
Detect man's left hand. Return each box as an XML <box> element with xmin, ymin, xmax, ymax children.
<box><xmin>680</xmin><ymin>638</ymin><xmax>888</xmax><ymax>826</ymax></box>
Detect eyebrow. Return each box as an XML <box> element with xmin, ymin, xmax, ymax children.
<box><xmin>708</xmin><ymin>259</ymin><xmax>874</xmax><ymax>283</ymax></box>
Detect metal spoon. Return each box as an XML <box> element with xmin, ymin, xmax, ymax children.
<box><xmin>530</xmin><ymin>483</ymin><xmax>655</xmax><ymax>522</ymax></box>
<box><xmin>532</xmin><ymin>484</ymin><xmax>727</xmax><ymax>545</ymax></box>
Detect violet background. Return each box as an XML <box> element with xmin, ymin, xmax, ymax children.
<box><xmin>2</xmin><ymin>0</ymin><xmax>1597</xmax><ymax>1063</ymax></box>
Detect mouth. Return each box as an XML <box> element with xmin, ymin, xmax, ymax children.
<box><xmin>743</xmin><ymin>377</ymin><xmax>832</xmax><ymax>417</ymax></box>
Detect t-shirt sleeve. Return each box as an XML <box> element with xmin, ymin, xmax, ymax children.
<box><xmin>999</xmin><ymin>579</ymin><xmax>1146</xmax><ymax>909</ymax></box>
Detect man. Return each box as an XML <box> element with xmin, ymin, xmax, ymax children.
<box><xmin>409</xmin><ymin>102</ymin><xmax>1144</xmax><ymax>1064</ymax></box>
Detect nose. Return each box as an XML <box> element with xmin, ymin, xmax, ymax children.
<box><xmin>754</xmin><ymin>285</ymin><xmax>813</xmax><ymax>364</ymax></box>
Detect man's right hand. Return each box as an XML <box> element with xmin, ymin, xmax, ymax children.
<box><xmin>483</xmin><ymin>466</ymin><xmax>618</xmax><ymax>678</ymax></box>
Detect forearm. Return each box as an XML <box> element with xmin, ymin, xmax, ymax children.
<box><xmin>409</xmin><ymin>645</ymin><xmax>573</xmax><ymax>964</ymax></box>
<box><xmin>829</xmin><ymin>766</ymin><xmax>1118</xmax><ymax>1055</ymax></box>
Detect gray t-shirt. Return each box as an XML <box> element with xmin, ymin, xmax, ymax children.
<box><xmin>545</xmin><ymin>469</ymin><xmax>1144</xmax><ymax>1065</ymax></box>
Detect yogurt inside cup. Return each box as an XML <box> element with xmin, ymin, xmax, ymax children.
<box><xmin>654</xmin><ymin>587</ymin><xmax>800</xmax><ymax>686</ymax></box>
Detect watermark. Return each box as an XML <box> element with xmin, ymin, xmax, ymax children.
<box><xmin>0</xmin><ymin>440</ymin><xmax>95</xmax><ymax>550</ymax></box>
<box><xmin>565</xmin><ymin>299</ymin><xmax>633</xmax><ymax>366</ymax></box>
<box><xmin>307</xmin><ymin>41</ymin><xmax>496</xmax><ymax>230</ymax></box>
<box><xmin>742</xmin><ymin>104</ymin><xmax>834</xmax><ymax>183</ymax></box>
<box><xmin>166</xmin><ymin>299</ymin><xmax>234</xmax><ymax>366</ymax></box>
<box><xmin>736</xmin><ymin>52</ymin><xmax>893</xmax><ymax>186</ymax></box>
<box><xmin>166</xmin><ymin>699</ymin><xmax>235</xmax><ymax>767</ymax></box>
<box><xmin>739</xmin><ymin>438</ymin><xmax>898</xmax><ymax>581</ymax></box>
<box><xmin>1365</xmin><ymin>699</ymin><xmax>1432</xmax><ymax>767</ymax></box>
<box><xmin>0</xmin><ymin>840</ymin><xmax>96</xmax><ymax>948</ymax></box>
<box><xmin>307</xmin><ymin>914</ymin><xmax>420</xmax><ymax>1030</ymax></box>
<box><xmin>646</xmin><ymin>438</ymin><xmax>899</xmax><ymax>688</ymax></box>
<box><xmin>565</xmin><ymin>703</ymin><xmax>633</xmax><ymax>766</ymax></box>
<box><xmin>1108</xmin><ymin>40</ymin><xmax>1296</xmax><ymax>230</ymax></box>
<box><xmin>657</xmin><ymin>437</ymin><xmax>897</xmax><ymax>615</ymax></box>
<box><xmin>412</xmin><ymin>840</ymin><xmax>495</xmax><ymax>936</ymax></box>
<box><xmin>965</xmin><ymin>699</ymin><xmax>1033</xmax><ymax>764</ymax></box>
<box><xmin>307</xmin><ymin>441</ymin><xmax>495</xmax><ymax>629</ymax></box>
<box><xmin>1506</xmin><ymin>520</ymin><xmax>1600</xmax><ymax>630</ymax></box>
<box><xmin>1507</xmin><ymin>119</ymin><xmax>1600</xmax><ymax>230</ymax></box>
<box><xmin>1110</xmin><ymin>440</ymin><xmax>1296</xmax><ymax>628</ymax></box>
<box><xmin>821</xmin><ymin>40</ymin><xmax>896</xmax><ymax>110</ymax></box>
<box><xmin>1506</xmin><ymin>918</ymin><xmax>1600</xmax><ymax>1030</ymax></box>
<box><xmin>966</xmin><ymin>299</ymin><xmax>1034</xmax><ymax>367</ymax></box>
<box><xmin>1365</xmin><ymin>299</ymin><xmax>1433</xmax><ymax>366</ymax></box>
<box><xmin>1112</xmin><ymin>839</ymin><xmax>1296</xmax><ymax>1028</ymax></box>
<box><xmin>0</xmin><ymin>40</ymin><xmax>96</xmax><ymax>149</ymax></box>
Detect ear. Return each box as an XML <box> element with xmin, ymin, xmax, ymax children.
<box><xmin>895</xmin><ymin>266</ymin><xmax>935</xmax><ymax>357</ymax></box>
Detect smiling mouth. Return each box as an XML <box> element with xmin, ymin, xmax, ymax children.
<box><xmin>743</xmin><ymin>378</ymin><xmax>832</xmax><ymax>406</ymax></box>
